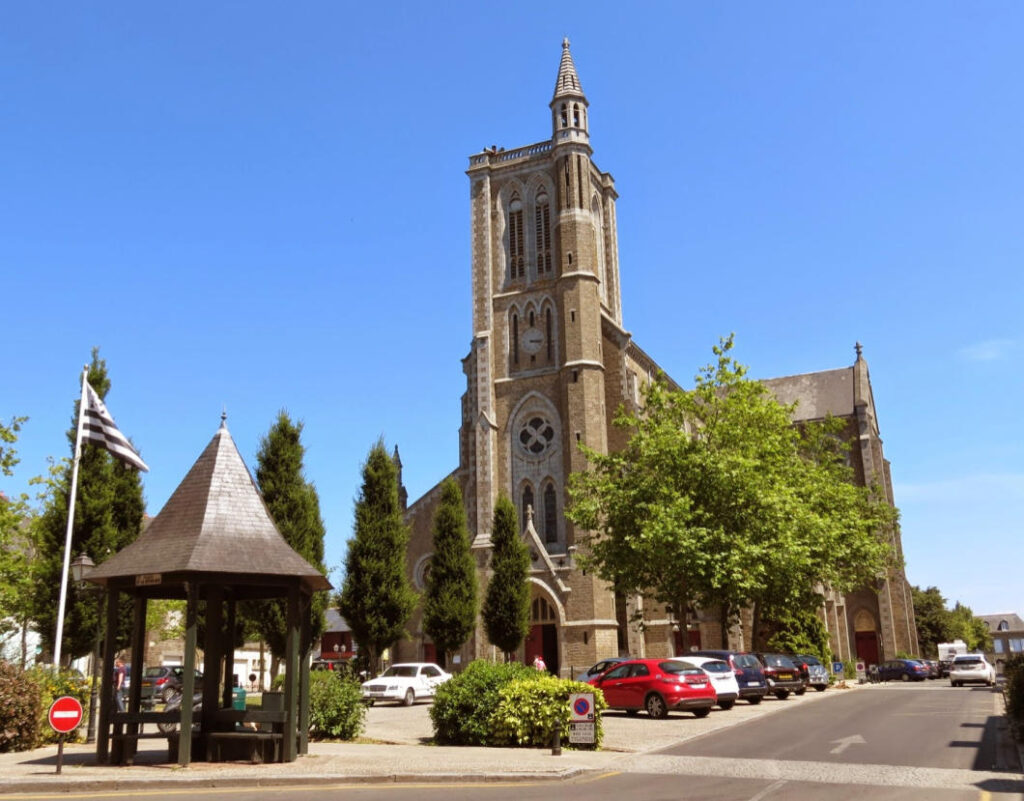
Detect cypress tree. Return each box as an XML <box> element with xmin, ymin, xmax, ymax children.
<box><xmin>337</xmin><ymin>440</ymin><xmax>417</xmax><ymax>674</ymax></box>
<box><xmin>33</xmin><ymin>349</ymin><xmax>146</xmax><ymax>663</ymax></box>
<box><xmin>249</xmin><ymin>411</ymin><xmax>329</xmax><ymax>668</ymax></box>
<box><xmin>421</xmin><ymin>478</ymin><xmax>477</xmax><ymax>667</ymax></box>
<box><xmin>481</xmin><ymin>494</ymin><xmax>530</xmax><ymax>661</ymax></box>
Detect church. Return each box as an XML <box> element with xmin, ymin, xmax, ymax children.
<box><xmin>392</xmin><ymin>40</ymin><xmax>918</xmax><ymax>676</ymax></box>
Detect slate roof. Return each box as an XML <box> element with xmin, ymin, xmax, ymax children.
<box><xmin>979</xmin><ymin>613</ymin><xmax>1024</xmax><ymax>632</ymax></box>
<box><xmin>552</xmin><ymin>38</ymin><xmax>585</xmax><ymax>102</ymax></box>
<box><xmin>88</xmin><ymin>419</ymin><xmax>330</xmax><ymax>592</ymax></box>
<box><xmin>324</xmin><ymin>608</ymin><xmax>351</xmax><ymax>634</ymax></box>
<box><xmin>762</xmin><ymin>367</ymin><xmax>856</xmax><ymax>422</ymax></box>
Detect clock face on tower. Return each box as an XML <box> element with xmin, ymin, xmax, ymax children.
<box><xmin>520</xmin><ymin>327</ymin><xmax>544</xmax><ymax>354</ymax></box>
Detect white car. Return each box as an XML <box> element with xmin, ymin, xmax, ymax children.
<box><xmin>949</xmin><ymin>654</ymin><xmax>996</xmax><ymax>687</ymax></box>
<box><xmin>672</xmin><ymin>656</ymin><xmax>740</xmax><ymax>710</ymax></box>
<box><xmin>361</xmin><ymin>662</ymin><xmax>452</xmax><ymax>706</ymax></box>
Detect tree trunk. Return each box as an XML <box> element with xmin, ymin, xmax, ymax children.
<box><xmin>719</xmin><ymin>603</ymin><xmax>731</xmax><ymax>649</ymax></box>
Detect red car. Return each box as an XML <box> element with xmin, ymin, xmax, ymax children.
<box><xmin>588</xmin><ymin>658</ymin><xmax>717</xmax><ymax>719</ymax></box>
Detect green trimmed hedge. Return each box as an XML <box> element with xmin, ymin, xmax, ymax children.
<box><xmin>430</xmin><ymin>660</ymin><xmax>606</xmax><ymax>748</ymax></box>
<box><xmin>1004</xmin><ymin>654</ymin><xmax>1024</xmax><ymax>741</ymax></box>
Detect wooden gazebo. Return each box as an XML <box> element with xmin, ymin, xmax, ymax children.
<box><xmin>87</xmin><ymin>416</ymin><xmax>331</xmax><ymax>765</ymax></box>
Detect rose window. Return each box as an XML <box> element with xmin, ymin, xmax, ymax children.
<box><xmin>519</xmin><ymin>417</ymin><xmax>555</xmax><ymax>455</ymax></box>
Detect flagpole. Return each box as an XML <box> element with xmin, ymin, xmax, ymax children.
<box><xmin>53</xmin><ymin>365</ymin><xmax>89</xmax><ymax>670</ymax></box>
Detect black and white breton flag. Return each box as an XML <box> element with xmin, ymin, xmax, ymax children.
<box><xmin>82</xmin><ymin>382</ymin><xmax>149</xmax><ymax>472</ymax></box>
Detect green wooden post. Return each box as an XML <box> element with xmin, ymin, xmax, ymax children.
<box><xmin>125</xmin><ymin>595</ymin><xmax>147</xmax><ymax>762</ymax></box>
<box><xmin>298</xmin><ymin>592</ymin><xmax>311</xmax><ymax>755</ymax></box>
<box><xmin>202</xmin><ymin>586</ymin><xmax>223</xmax><ymax>737</ymax></box>
<box><xmin>96</xmin><ymin>587</ymin><xmax>119</xmax><ymax>764</ymax></box>
<box><xmin>283</xmin><ymin>583</ymin><xmax>299</xmax><ymax>762</ymax></box>
<box><xmin>223</xmin><ymin>597</ymin><xmax>237</xmax><ymax>710</ymax></box>
<box><xmin>178</xmin><ymin>582</ymin><xmax>199</xmax><ymax>766</ymax></box>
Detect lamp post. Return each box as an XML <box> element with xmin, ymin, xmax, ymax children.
<box><xmin>70</xmin><ymin>553</ymin><xmax>102</xmax><ymax>744</ymax></box>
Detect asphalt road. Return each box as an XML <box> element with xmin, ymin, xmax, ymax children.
<box><xmin>664</xmin><ymin>681</ymin><xmax>1005</xmax><ymax>771</ymax></box>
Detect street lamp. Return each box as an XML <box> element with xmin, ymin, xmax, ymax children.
<box><xmin>70</xmin><ymin>553</ymin><xmax>102</xmax><ymax>744</ymax></box>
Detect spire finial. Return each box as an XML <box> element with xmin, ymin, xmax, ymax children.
<box><xmin>220</xmin><ymin>407</ymin><xmax>227</xmax><ymax>429</ymax></box>
<box><xmin>855</xmin><ymin>341</ymin><xmax>863</xmax><ymax>359</ymax></box>
<box><xmin>562</xmin><ymin>36</ymin><xmax>570</xmax><ymax>49</ymax></box>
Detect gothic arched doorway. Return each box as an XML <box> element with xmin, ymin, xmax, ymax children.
<box><xmin>853</xmin><ymin>608</ymin><xmax>879</xmax><ymax>666</ymax></box>
<box><xmin>524</xmin><ymin>594</ymin><xmax>559</xmax><ymax>674</ymax></box>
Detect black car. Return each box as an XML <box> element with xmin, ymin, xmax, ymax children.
<box><xmin>139</xmin><ymin>665</ymin><xmax>204</xmax><ymax>707</ymax></box>
<box><xmin>691</xmin><ymin>650</ymin><xmax>768</xmax><ymax>704</ymax></box>
<box><xmin>753</xmin><ymin>652</ymin><xmax>804</xmax><ymax>699</ymax></box>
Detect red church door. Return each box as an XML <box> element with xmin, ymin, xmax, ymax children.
<box><xmin>855</xmin><ymin>631</ymin><xmax>880</xmax><ymax>666</ymax></box>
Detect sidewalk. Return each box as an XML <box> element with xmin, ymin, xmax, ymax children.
<box><xmin>2</xmin><ymin>682</ymin><xmax>1018</xmax><ymax>795</ymax></box>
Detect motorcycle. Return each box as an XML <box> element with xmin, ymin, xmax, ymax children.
<box><xmin>157</xmin><ymin>689</ymin><xmax>203</xmax><ymax>734</ymax></box>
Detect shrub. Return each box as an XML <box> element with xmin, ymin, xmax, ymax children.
<box><xmin>1004</xmin><ymin>654</ymin><xmax>1024</xmax><ymax>740</ymax></box>
<box><xmin>430</xmin><ymin>660</ymin><xmax>537</xmax><ymax>745</ymax></box>
<box><xmin>431</xmin><ymin>660</ymin><xmax>605</xmax><ymax>748</ymax></box>
<box><xmin>308</xmin><ymin>670</ymin><xmax>365</xmax><ymax>740</ymax></box>
<box><xmin>842</xmin><ymin>660</ymin><xmax>857</xmax><ymax>681</ymax></box>
<box><xmin>491</xmin><ymin>675</ymin><xmax>606</xmax><ymax>748</ymax></box>
<box><xmin>0</xmin><ymin>662</ymin><xmax>42</xmax><ymax>752</ymax></box>
<box><xmin>27</xmin><ymin>666</ymin><xmax>90</xmax><ymax>745</ymax></box>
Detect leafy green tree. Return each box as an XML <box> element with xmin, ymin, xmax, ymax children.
<box><xmin>0</xmin><ymin>417</ymin><xmax>43</xmax><ymax>667</ymax></box>
<box><xmin>481</xmin><ymin>494</ymin><xmax>530</xmax><ymax>661</ymax></box>
<box><xmin>422</xmin><ymin>479</ymin><xmax>477</xmax><ymax>668</ymax></box>
<box><xmin>568</xmin><ymin>336</ymin><xmax>896</xmax><ymax>649</ymax></box>
<box><xmin>911</xmin><ymin>586</ymin><xmax>954</xmax><ymax>658</ymax></box>
<box><xmin>949</xmin><ymin>601</ymin><xmax>992</xmax><ymax>653</ymax></box>
<box><xmin>247</xmin><ymin>412</ymin><xmax>329</xmax><ymax>671</ymax></box>
<box><xmin>32</xmin><ymin>350</ymin><xmax>146</xmax><ymax>663</ymax></box>
<box><xmin>337</xmin><ymin>440</ymin><xmax>417</xmax><ymax>674</ymax></box>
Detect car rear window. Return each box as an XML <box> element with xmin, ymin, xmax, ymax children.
<box><xmin>761</xmin><ymin>654</ymin><xmax>794</xmax><ymax>667</ymax></box>
<box><xmin>735</xmin><ymin>654</ymin><xmax>760</xmax><ymax>668</ymax></box>
<box><xmin>143</xmin><ymin>667</ymin><xmax>167</xmax><ymax>678</ymax></box>
<box><xmin>697</xmin><ymin>660</ymin><xmax>730</xmax><ymax>673</ymax></box>
<box><xmin>954</xmin><ymin>657</ymin><xmax>982</xmax><ymax>666</ymax></box>
<box><xmin>659</xmin><ymin>661</ymin><xmax>701</xmax><ymax>675</ymax></box>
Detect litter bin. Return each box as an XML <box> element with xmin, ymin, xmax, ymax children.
<box><xmin>232</xmin><ymin>685</ymin><xmax>246</xmax><ymax>711</ymax></box>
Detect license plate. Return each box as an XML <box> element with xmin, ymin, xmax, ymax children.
<box><xmin>778</xmin><ymin>673</ymin><xmax>793</xmax><ymax>680</ymax></box>
<box><xmin>690</xmin><ymin>682</ymin><xmax>707</xmax><ymax>689</ymax></box>
<box><xmin>746</xmin><ymin>681</ymin><xmax>761</xmax><ymax>687</ymax></box>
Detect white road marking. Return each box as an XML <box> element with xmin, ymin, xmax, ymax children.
<box><xmin>746</xmin><ymin>779</ymin><xmax>787</xmax><ymax>800</ymax></box>
<box><xmin>829</xmin><ymin>734</ymin><xmax>866</xmax><ymax>754</ymax></box>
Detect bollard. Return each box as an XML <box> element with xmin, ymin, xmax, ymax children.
<box><xmin>551</xmin><ymin>729</ymin><xmax>561</xmax><ymax>756</ymax></box>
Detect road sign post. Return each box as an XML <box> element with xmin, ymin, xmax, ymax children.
<box><xmin>48</xmin><ymin>696</ymin><xmax>84</xmax><ymax>774</ymax></box>
<box><xmin>568</xmin><ymin>692</ymin><xmax>596</xmax><ymax>746</ymax></box>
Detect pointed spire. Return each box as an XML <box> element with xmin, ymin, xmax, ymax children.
<box><xmin>552</xmin><ymin>37</ymin><xmax>585</xmax><ymax>101</ymax></box>
<box><xmin>855</xmin><ymin>341</ymin><xmax>864</xmax><ymax>360</ymax></box>
<box><xmin>550</xmin><ymin>38</ymin><xmax>590</xmax><ymax>144</ymax></box>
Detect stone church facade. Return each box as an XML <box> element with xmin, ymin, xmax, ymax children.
<box><xmin>392</xmin><ymin>40</ymin><xmax>917</xmax><ymax>675</ymax></box>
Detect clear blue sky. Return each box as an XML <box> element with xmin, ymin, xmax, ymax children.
<box><xmin>3</xmin><ymin>3</ymin><xmax>1021</xmax><ymax>618</ymax></box>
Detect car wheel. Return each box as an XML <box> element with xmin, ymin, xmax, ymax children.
<box><xmin>403</xmin><ymin>688</ymin><xmax>415</xmax><ymax>706</ymax></box>
<box><xmin>774</xmin><ymin>690</ymin><xmax>789</xmax><ymax>700</ymax></box>
<box><xmin>747</xmin><ymin>695</ymin><xmax>762</xmax><ymax>705</ymax></box>
<box><xmin>718</xmin><ymin>700</ymin><xmax>735</xmax><ymax>710</ymax></box>
<box><xmin>900</xmin><ymin>672</ymin><xmax>911</xmax><ymax>682</ymax></box>
<box><xmin>693</xmin><ymin>707</ymin><xmax>711</xmax><ymax>718</ymax></box>
<box><xmin>814</xmin><ymin>684</ymin><xmax>827</xmax><ymax>692</ymax></box>
<box><xmin>645</xmin><ymin>693</ymin><xmax>668</xmax><ymax>719</ymax></box>
<box><xmin>795</xmin><ymin>687</ymin><xmax>806</xmax><ymax>696</ymax></box>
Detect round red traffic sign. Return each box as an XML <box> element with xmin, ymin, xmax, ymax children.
<box><xmin>48</xmin><ymin>696</ymin><xmax>84</xmax><ymax>734</ymax></box>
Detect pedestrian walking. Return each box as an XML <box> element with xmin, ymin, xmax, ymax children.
<box><xmin>113</xmin><ymin>658</ymin><xmax>127</xmax><ymax>712</ymax></box>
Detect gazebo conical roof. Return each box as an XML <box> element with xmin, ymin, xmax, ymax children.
<box><xmin>89</xmin><ymin>417</ymin><xmax>330</xmax><ymax>595</ymax></box>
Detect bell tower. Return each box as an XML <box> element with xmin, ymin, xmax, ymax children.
<box><xmin>458</xmin><ymin>39</ymin><xmax>625</xmax><ymax>673</ymax></box>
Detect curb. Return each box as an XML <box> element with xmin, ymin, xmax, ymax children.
<box><xmin>0</xmin><ymin>768</ymin><xmax>587</xmax><ymax>795</ymax></box>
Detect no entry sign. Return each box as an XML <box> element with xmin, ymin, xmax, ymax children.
<box><xmin>48</xmin><ymin>696</ymin><xmax>84</xmax><ymax>734</ymax></box>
